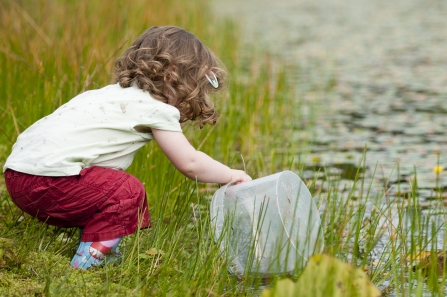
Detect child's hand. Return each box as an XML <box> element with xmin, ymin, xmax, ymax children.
<box><xmin>224</xmin><ymin>170</ymin><xmax>252</xmax><ymax>185</ymax></box>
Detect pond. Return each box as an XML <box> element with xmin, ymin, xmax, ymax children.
<box><xmin>213</xmin><ymin>0</ymin><xmax>447</xmax><ymax>190</ymax></box>
<box><xmin>213</xmin><ymin>0</ymin><xmax>447</xmax><ymax>294</ymax></box>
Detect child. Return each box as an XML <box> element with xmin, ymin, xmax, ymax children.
<box><xmin>3</xmin><ymin>26</ymin><xmax>252</xmax><ymax>269</ymax></box>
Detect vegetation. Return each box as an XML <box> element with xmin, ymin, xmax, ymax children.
<box><xmin>0</xmin><ymin>0</ymin><xmax>446</xmax><ymax>296</ymax></box>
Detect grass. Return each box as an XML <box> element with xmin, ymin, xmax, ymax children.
<box><xmin>1</xmin><ymin>0</ymin><xmax>447</xmax><ymax>296</ymax></box>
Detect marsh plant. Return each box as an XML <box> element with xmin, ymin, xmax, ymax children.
<box><xmin>0</xmin><ymin>0</ymin><xmax>446</xmax><ymax>296</ymax></box>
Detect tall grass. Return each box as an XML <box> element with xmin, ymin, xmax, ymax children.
<box><xmin>1</xmin><ymin>0</ymin><xmax>446</xmax><ymax>296</ymax></box>
<box><xmin>0</xmin><ymin>0</ymin><xmax>302</xmax><ymax>296</ymax></box>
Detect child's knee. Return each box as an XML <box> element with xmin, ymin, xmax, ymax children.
<box><xmin>125</xmin><ymin>175</ymin><xmax>147</xmax><ymax>205</ymax></box>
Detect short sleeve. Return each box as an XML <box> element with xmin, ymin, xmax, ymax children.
<box><xmin>139</xmin><ymin>104</ymin><xmax>182</xmax><ymax>132</ymax></box>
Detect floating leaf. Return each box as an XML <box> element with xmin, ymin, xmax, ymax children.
<box><xmin>406</xmin><ymin>250</ymin><xmax>432</xmax><ymax>262</ymax></box>
<box><xmin>261</xmin><ymin>254</ymin><xmax>381</xmax><ymax>297</ymax></box>
<box><xmin>412</xmin><ymin>251</ymin><xmax>447</xmax><ymax>277</ymax></box>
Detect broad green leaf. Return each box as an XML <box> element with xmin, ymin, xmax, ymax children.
<box><xmin>261</xmin><ymin>254</ymin><xmax>381</xmax><ymax>297</ymax></box>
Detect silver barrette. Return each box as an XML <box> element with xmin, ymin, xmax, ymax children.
<box><xmin>205</xmin><ymin>71</ymin><xmax>219</xmax><ymax>88</ymax></box>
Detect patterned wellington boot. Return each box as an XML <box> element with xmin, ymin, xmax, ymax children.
<box><xmin>70</xmin><ymin>238</ymin><xmax>122</xmax><ymax>269</ymax></box>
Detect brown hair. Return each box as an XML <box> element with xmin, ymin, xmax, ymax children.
<box><xmin>115</xmin><ymin>26</ymin><xmax>226</xmax><ymax>127</ymax></box>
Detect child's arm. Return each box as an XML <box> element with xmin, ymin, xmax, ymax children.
<box><xmin>152</xmin><ymin>129</ymin><xmax>252</xmax><ymax>185</ymax></box>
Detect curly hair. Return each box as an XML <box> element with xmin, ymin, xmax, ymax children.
<box><xmin>115</xmin><ymin>26</ymin><xmax>227</xmax><ymax>127</ymax></box>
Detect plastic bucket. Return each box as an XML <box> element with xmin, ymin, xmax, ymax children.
<box><xmin>210</xmin><ymin>171</ymin><xmax>324</xmax><ymax>275</ymax></box>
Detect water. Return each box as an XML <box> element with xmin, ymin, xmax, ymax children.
<box><xmin>213</xmin><ymin>0</ymin><xmax>447</xmax><ymax>187</ymax></box>
<box><xmin>213</xmin><ymin>0</ymin><xmax>447</xmax><ymax>294</ymax></box>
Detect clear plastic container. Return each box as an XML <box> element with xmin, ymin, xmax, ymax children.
<box><xmin>210</xmin><ymin>171</ymin><xmax>324</xmax><ymax>276</ymax></box>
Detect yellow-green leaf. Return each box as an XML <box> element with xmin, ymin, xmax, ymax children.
<box><xmin>261</xmin><ymin>254</ymin><xmax>381</xmax><ymax>297</ymax></box>
<box><xmin>261</xmin><ymin>278</ymin><xmax>296</xmax><ymax>297</ymax></box>
<box><xmin>145</xmin><ymin>248</ymin><xmax>165</xmax><ymax>256</ymax></box>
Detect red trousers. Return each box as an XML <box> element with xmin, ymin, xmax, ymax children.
<box><xmin>4</xmin><ymin>167</ymin><xmax>151</xmax><ymax>241</ymax></box>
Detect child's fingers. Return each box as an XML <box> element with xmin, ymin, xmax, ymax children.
<box><xmin>234</xmin><ymin>171</ymin><xmax>252</xmax><ymax>184</ymax></box>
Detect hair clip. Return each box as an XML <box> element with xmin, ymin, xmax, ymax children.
<box><xmin>205</xmin><ymin>71</ymin><xmax>219</xmax><ymax>89</ymax></box>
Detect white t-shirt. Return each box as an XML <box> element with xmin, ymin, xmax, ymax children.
<box><xmin>3</xmin><ymin>83</ymin><xmax>182</xmax><ymax>176</ymax></box>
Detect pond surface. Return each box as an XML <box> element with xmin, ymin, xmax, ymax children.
<box><xmin>213</xmin><ymin>0</ymin><xmax>447</xmax><ymax>192</ymax></box>
<box><xmin>213</xmin><ymin>0</ymin><xmax>447</xmax><ymax>294</ymax></box>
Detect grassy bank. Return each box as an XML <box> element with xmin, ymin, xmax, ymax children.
<box><xmin>0</xmin><ymin>0</ymin><xmax>302</xmax><ymax>296</ymax></box>
<box><xmin>1</xmin><ymin>0</ymin><xmax>446</xmax><ymax>296</ymax></box>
